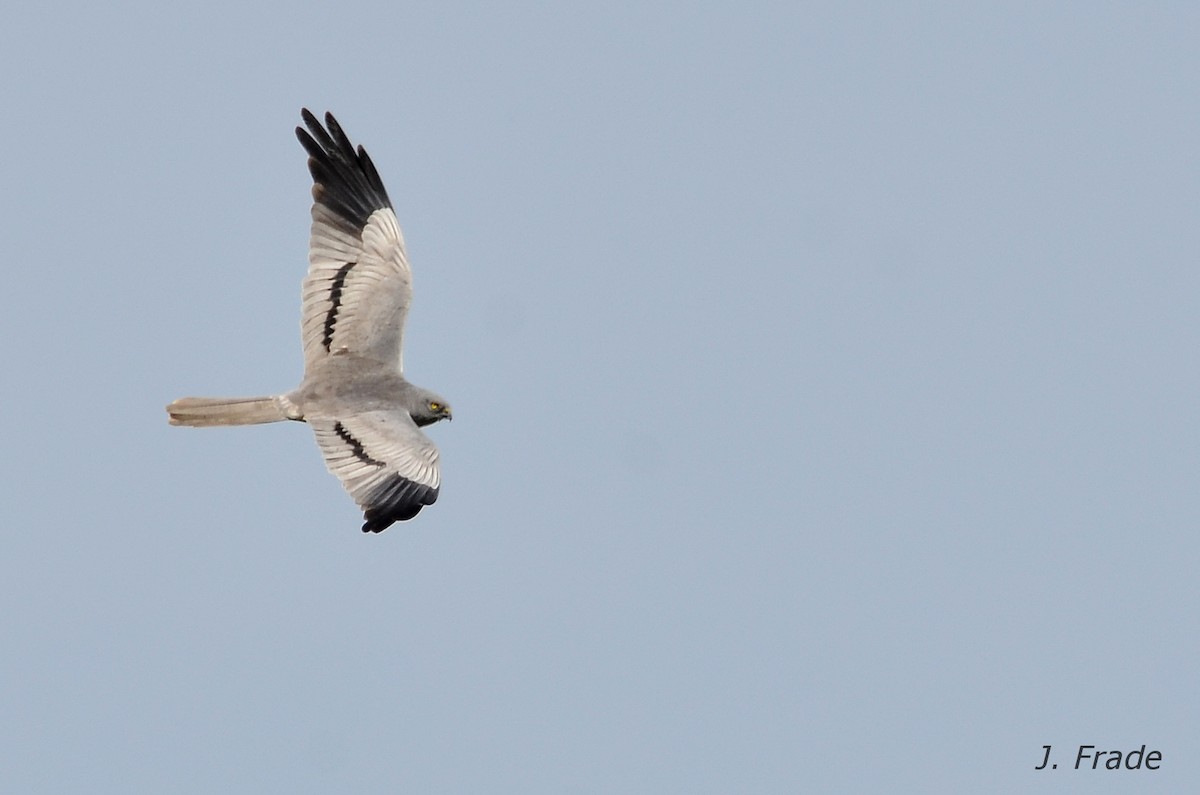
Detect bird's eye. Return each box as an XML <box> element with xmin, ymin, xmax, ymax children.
<box><xmin>429</xmin><ymin>401</ymin><xmax>441</xmax><ymax>412</ymax></box>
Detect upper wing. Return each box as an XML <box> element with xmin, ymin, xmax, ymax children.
<box><xmin>310</xmin><ymin>410</ymin><xmax>441</xmax><ymax>533</ymax></box>
<box><xmin>296</xmin><ymin>109</ymin><xmax>413</xmax><ymax>372</ymax></box>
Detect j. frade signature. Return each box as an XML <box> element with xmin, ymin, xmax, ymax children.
<box><xmin>1035</xmin><ymin>745</ymin><xmax>1161</xmax><ymax>771</ymax></box>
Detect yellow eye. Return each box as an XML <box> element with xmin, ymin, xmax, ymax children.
<box><xmin>429</xmin><ymin>401</ymin><xmax>441</xmax><ymax>412</ymax></box>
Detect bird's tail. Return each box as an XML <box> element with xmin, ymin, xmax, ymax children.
<box><xmin>166</xmin><ymin>395</ymin><xmax>296</xmax><ymax>427</ymax></box>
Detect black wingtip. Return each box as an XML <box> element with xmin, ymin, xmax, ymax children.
<box><xmin>360</xmin><ymin>503</ymin><xmax>425</xmax><ymax>534</ymax></box>
<box><xmin>359</xmin><ymin>478</ymin><xmax>439</xmax><ymax>533</ymax></box>
<box><xmin>295</xmin><ymin>108</ymin><xmax>393</xmax><ymax>228</ymax></box>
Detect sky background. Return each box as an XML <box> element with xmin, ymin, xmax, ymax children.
<box><xmin>2</xmin><ymin>2</ymin><xmax>1197</xmax><ymax>792</ymax></box>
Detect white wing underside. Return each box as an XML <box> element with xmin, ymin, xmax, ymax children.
<box><xmin>301</xmin><ymin>205</ymin><xmax>412</xmax><ymax>372</ymax></box>
<box><xmin>310</xmin><ymin>410</ymin><xmax>440</xmax><ymax>528</ymax></box>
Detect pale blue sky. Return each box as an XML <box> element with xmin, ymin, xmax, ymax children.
<box><xmin>2</xmin><ymin>2</ymin><xmax>1197</xmax><ymax>792</ymax></box>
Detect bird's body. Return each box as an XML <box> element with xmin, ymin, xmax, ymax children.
<box><xmin>167</xmin><ymin>110</ymin><xmax>451</xmax><ymax>533</ymax></box>
<box><xmin>292</xmin><ymin>354</ymin><xmax>421</xmax><ymax>419</ymax></box>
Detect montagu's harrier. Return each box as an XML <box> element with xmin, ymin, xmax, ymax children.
<box><xmin>167</xmin><ymin>110</ymin><xmax>452</xmax><ymax>533</ymax></box>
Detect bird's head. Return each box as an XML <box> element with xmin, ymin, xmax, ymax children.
<box><xmin>410</xmin><ymin>390</ymin><xmax>453</xmax><ymax>427</ymax></box>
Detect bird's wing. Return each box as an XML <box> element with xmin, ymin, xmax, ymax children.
<box><xmin>296</xmin><ymin>109</ymin><xmax>413</xmax><ymax>373</ymax></box>
<box><xmin>310</xmin><ymin>410</ymin><xmax>441</xmax><ymax>533</ymax></box>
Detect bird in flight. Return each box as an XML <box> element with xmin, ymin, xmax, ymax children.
<box><xmin>167</xmin><ymin>109</ymin><xmax>452</xmax><ymax>533</ymax></box>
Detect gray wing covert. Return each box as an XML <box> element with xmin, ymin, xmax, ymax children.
<box><xmin>296</xmin><ymin>109</ymin><xmax>413</xmax><ymax>372</ymax></box>
<box><xmin>310</xmin><ymin>410</ymin><xmax>441</xmax><ymax>533</ymax></box>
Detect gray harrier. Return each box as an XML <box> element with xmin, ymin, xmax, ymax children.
<box><xmin>167</xmin><ymin>110</ymin><xmax>452</xmax><ymax>533</ymax></box>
